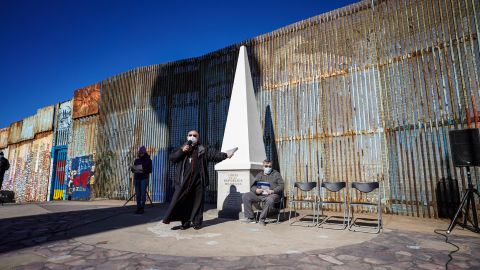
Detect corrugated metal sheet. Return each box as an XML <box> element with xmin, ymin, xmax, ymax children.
<box><xmin>94</xmin><ymin>0</ymin><xmax>480</xmax><ymax>217</ymax></box>
<box><xmin>66</xmin><ymin>115</ymin><xmax>98</xmax><ymax>200</ymax></box>
<box><xmin>8</xmin><ymin>121</ymin><xmax>23</xmax><ymax>144</ymax></box>
<box><xmin>20</xmin><ymin>115</ymin><xmax>36</xmax><ymax>142</ymax></box>
<box><xmin>72</xmin><ymin>83</ymin><xmax>100</xmax><ymax>119</ymax></box>
<box><xmin>69</xmin><ymin>115</ymin><xmax>98</xmax><ymax>158</ymax></box>
<box><xmin>4</xmin><ymin>132</ymin><xmax>53</xmax><ymax>202</ymax></box>
<box><xmin>35</xmin><ymin>105</ymin><xmax>55</xmax><ymax>133</ymax></box>
<box><xmin>0</xmin><ymin>128</ymin><xmax>9</xmax><ymax>148</ymax></box>
<box><xmin>53</xmin><ymin>100</ymin><xmax>73</xmax><ymax>146</ymax></box>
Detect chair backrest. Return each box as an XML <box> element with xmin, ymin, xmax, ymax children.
<box><xmin>294</xmin><ymin>181</ymin><xmax>317</xmax><ymax>191</ymax></box>
<box><xmin>321</xmin><ymin>181</ymin><xmax>346</xmax><ymax>192</ymax></box>
<box><xmin>351</xmin><ymin>182</ymin><xmax>379</xmax><ymax>193</ymax></box>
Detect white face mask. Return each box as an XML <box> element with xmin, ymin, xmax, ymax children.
<box><xmin>187</xmin><ymin>135</ymin><xmax>198</xmax><ymax>145</ymax></box>
<box><xmin>264</xmin><ymin>167</ymin><xmax>273</xmax><ymax>175</ymax></box>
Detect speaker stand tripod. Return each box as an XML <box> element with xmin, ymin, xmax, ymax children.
<box><xmin>123</xmin><ymin>189</ymin><xmax>153</xmax><ymax>207</ymax></box>
<box><xmin>447</xmin><ymin>166</ymin><xmax>480</xmax><ymax>234</ymax></box>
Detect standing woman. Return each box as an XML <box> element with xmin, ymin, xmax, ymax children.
<box><xmin>131</xmin><ymin>146</ymin><xmax>152</xmax><ymax>214</ymax></box>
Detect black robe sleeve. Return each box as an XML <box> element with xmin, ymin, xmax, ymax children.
<box><xmin>205</xmin><ymin>147</ymin><xmax>228</xmax><ymax>163</ymax></box>
<box><xmin>169</xmin><ymin>147</ymin><xmax>186</xmax><ymax>163</ymax></box>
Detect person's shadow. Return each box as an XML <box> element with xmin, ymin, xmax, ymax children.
<box><xmin>218</xmin><ymin>185</ymin><xmax>243</xmax><ymax>219</ymax></box>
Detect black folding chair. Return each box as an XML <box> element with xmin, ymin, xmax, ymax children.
<box><xmin>317</xmin><ymin>181</ymin><xmax>348</xmax><ymax>229</ymax></box>
<box><xmin>288</xmin><ymin>182</ymin><xmax>318</xmax><ymax>226</ymax></box>
<box><xmin>348</xmin><ymin>182</ymin><xmax>382</xmax><ymax>233</ymax></box>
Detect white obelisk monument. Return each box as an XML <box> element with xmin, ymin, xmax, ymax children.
<box><xmin>215</xmin><ymin>46</ymin><xmax>266</xmax><ymax>218</ymax></box>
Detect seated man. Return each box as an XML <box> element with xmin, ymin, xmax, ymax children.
<box><xmin>241</xmin><ymin>159</ymin><xmax>284</xmax><ymax>226</ymax></box>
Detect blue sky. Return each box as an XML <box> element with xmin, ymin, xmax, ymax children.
<box><xmin>0</xmin><ymin>0</ymin><xmax>358</xmax><ymax>128</ymax></box>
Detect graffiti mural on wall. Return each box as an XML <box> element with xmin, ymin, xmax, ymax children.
<box><xmin>5</xmin><ymin>133</ymin><xmax>53</xmax><ymax>202</ymax></box>
<box><xmin>50</xmin><ymin>146</ymin><xmax>68</xmax><ymax>200</ymax></box>
<box><xmin>55</xmin><ymin>101</ymin><xmax>73</xmax><ymax>146</ymax></box>
<box><xmin>68</xmin><ymin>155</ymin><xmax>94</xmax><ymax>200</ymax></box>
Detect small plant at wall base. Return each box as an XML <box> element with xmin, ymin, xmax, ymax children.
<box><xmin>93</xmin><ymin>151</ymin><xmax>116</xmax><ymax>199</ymax></box>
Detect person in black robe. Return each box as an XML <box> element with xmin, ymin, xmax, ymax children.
<box><xmin>162</xmin><ymin>130</ymin><xmax>236</xmax><ymax>230</ymax></box>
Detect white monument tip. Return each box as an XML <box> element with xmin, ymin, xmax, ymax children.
<box><xmin>215</xmin><ymin>46</ymin><xmax>266</xmax><ymax>171</ymax></box>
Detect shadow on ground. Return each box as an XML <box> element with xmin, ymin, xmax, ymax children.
<box><xmin>0</xmin><ymin>202</ymin><xmax>223</xmax><ymax>254</ymax></box>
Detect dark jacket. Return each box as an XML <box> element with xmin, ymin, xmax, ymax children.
<box><xmin>132</xmin><ymin>154</ymin><xmax>152</xmax><ymax>180</ymax></box>
<box><xmin>169</xmin><ymin>144</ymin><xmax>227</xmax><ymax>187</ymax></box>
<box><xmin>250</xmin><ymin>170</ymin><xmax>284</xmax><ymax>195</ymax></box>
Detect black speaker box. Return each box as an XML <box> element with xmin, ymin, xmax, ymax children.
<box><xmin>0</xmin><ymin>190</ymin><xmax>15</xmax><ymax>203</ymax></box>
<box><xmin>449</xmin><ymin>128</ymin><xmax>480</xmax><ymax>167</ymax></box>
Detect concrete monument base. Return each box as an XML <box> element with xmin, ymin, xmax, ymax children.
<box><xmin>217</xmin><ymin>169</ymin><xmax>262</xmax><ymax>219</ymax></box>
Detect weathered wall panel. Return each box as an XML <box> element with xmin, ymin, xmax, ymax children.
<box><xmin>35</xmin><ymin>105</ymin><xmax>55</xmax><ymax>133</ymax></box>
<box><xmin>53</xmin><ymin>101</ymin><xmax>73</xmax><ymax>146</ymax></box>
<box><xmin>8</xmin><ymin>121</ymin><xmax>22</xmax><ymax>145</ymax></box>
<box><xmin>19</xmin><ymin>115</ymin><xmax>36</xmax><ymax>142</ymax></box>
<box><xmin>0</xmin><ymin>128</ymin><xmax>9</xmax><ymax>149</ymax></box>
<box><xmin>73</xmin><ymin>83</ymin><xmax>100</xmax><ymax>119</ymax></box>
<box><xmin>69</xmin><ymin>116</ymin><xmax>98</xmax><ymax>158</ymax></box>
<box><xmin>3</xmin><ymin>133</ymin><xmax>53</xmax><ymax>202</ymax></box>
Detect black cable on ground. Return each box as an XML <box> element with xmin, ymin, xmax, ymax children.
<box><xmin>434</xmin><ymin>229</ymin><xmax>460</xmax><ymax>270</ymax></box>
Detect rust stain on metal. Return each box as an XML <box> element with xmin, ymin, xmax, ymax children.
<box><xmin>7</xmin><ymin>121</ymin><xmax>22</xmax><ymax>145</ymax></box>
<box><xmin>73</xmin><ymin>83</ymin><xmax>100</xmax><ymax>119</ymax></box>
<box><xmin>0</xmin><ymin>127</ymin><xmax>9</xmax><ymax>149</ymax></box>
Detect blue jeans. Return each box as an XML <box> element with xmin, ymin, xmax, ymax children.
<box><xmin>135</xmin><ymin>178</ymin><xmax>149</xmax><ymax>209</ymax></box>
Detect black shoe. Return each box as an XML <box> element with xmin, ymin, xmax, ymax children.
<box><xmin>193</xmin><ymin>224</ymin><xmax>201</xmax><ymax>230</ymax></box>
<box><xmin>180</xmin><ymin>222</ymin><xmax>191</xmax><ymax>230</ymax></box>
<box><xmin>134</xmin><ymin>208</ymin><xmax>142</xmax><ymax>214</ymax></box>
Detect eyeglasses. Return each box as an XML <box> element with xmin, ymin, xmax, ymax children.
<box><xmin>188</xmin><ymin>134</ymin><xmax>198</xmax><ymax>137</ymax></box>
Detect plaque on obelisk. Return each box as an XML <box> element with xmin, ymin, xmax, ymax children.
<box><xmin>215</xmin><ymin>46</ymin><xmax>266</xmax><ymax>219</ymax></box>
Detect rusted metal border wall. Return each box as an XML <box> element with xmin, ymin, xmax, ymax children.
<box><xmin>96</xmin><ymin>53</ymin><xmax>239</xmax><ymax>203</ymax></box>
<box><xmin>1</xmin><ymin>0</ymin><xmax>476</xmax><ymax>213</ymax></box>
<box><xmin>1</xmin><ymin>104</ymin><xmax>55</xmax><ymax>201</ymax></box>
<box><xmin>251</xmin><ymin>0</ymin><xmax>479</xmax><ymax>218</ymax></box>
<box><xmin>95</xmin><ymin>0</ymin><xmax>479</xmax><ymax>216</ymax></box>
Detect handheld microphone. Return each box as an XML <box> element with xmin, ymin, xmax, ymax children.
<box><xmin>187</xmin><ymin>140</ymin><xmax>193</xmax><ymax>146</ymax></box>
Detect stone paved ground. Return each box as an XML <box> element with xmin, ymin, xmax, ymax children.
<box><xmin>0</xmin><ymin>201</ymin><xmax>479</xmax><ymax>270</ymax></box>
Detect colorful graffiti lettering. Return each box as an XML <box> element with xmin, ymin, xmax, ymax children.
<box><xmin>53</xmin><ymin>189</ymin><xmax>64</xmax><ymax>200</ymax></box>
